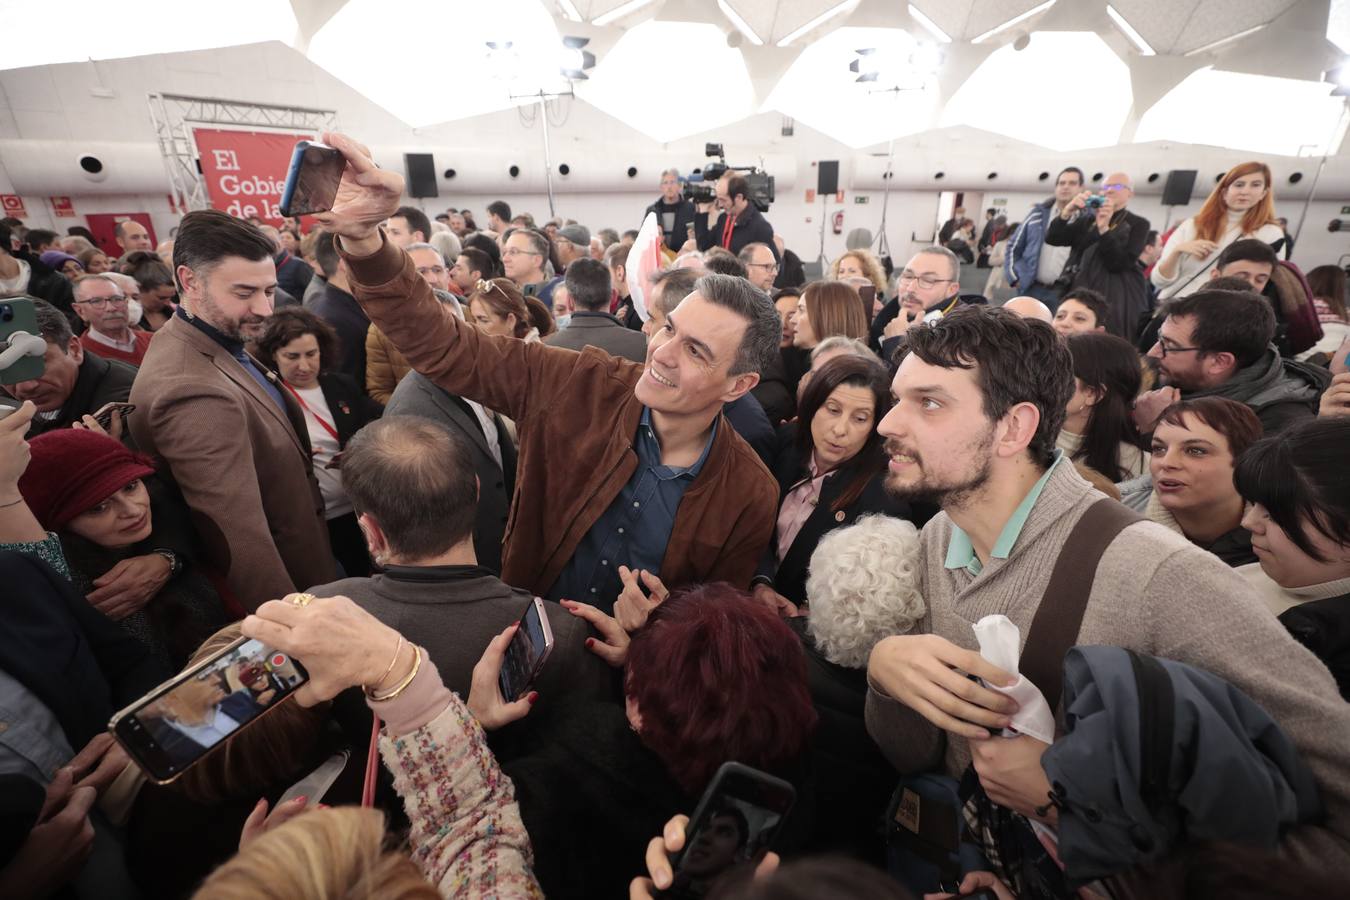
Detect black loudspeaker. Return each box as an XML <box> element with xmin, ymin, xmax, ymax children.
<box><xmin>1162</xmin><ymin>169</ymin><xmax>1197</xmax><ymax>206</ymax></box>
<box><xmin>817</xmin><ymin>160</ymin><xmax>839</xmax><ymax>196</ymax></box>
<box><xmin>405</xmin><ymin>153</ymin><xmax>438</xmax><ymax>198</ymax></box>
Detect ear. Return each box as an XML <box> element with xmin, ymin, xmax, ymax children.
<box><xmin>996</xmin><ymin>401</ymin><xmax>1042</xmax><ymax>460</ymax></box>
<box><xmin>66</xmin><ymin>336</ymin><xmax>84</xmax><ymax>364</ymax></box>
<box><xmin>177</xmin><ymin>263</ymin><xmax>201</xmax><ymax>297</ymax></box>
<box><xmin>357</xmin><ymin>512</ymin><xmax>387</xmax><ymax>554</ymax></box>
<box><xmin>1080</xmin><ymin>383</ymin><xmax>1104</xmax><ymax>409</ymax></box>
<box><xmin>1204</xmin><ymin>350</ymin><xmax>1238</xmax><ymax>379</ymax></box>
<box><xmin>566</xmin><ymin>294</ymin><xmax>577</xmax><ymax>314</ymax></box>
<box><xmin>719</xmin><ymin>371</ymin><xmax>761</xmax><ymax>404</ymax></box>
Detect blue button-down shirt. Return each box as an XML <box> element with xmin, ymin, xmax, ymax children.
<box><xmin>548</xmin><ymin>408</ymin><xmax>716</xmax><ymax>612</ymax></box>
<box><xmin>177</xmin><ymin>306</ymin><xmax>287</xmax><ymax>414</ymax></box>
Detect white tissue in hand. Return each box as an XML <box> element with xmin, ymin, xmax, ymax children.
<box><xmin>971</xmin><ymin>615</ymin><xmax>1056</xmax><ymax>744</ymax></box>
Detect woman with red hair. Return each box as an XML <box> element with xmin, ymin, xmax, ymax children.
<box><xmin>1152</xmin><ymin>161</ymin><xmax>1284</xmax><ymax>300</ymax></box>
<box><xmin>502</xmin><ymin>584</ymin><xmax>818</xmax><ymax>899</ymax></box>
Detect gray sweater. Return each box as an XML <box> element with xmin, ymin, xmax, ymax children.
<box><xmin>865</xmin><ymin>462</ymin><xmax>1350</xmax><ymax>876</ymax></box>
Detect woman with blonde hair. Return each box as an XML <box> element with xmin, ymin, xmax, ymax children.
<box><xmin>1152</xmin><ymin>161</ymin><xmax>1283</xmax><ymax>300</ymax></box>
<box><xmin>829</xmin><ymin>250</ymin><xmax>886</xmax><ymax>296</ymax></box>
<box><xmin>792</xmin><ymin>281</ymin><xmax>868</xmax><ymax>350</ymax></box>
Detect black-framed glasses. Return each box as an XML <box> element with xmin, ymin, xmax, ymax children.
<box><xmin>74</xmin><ymin>294</ymin><xmax>129</xmax><ymax>308</ymax></box>
<box><xmin>1155</xmin><ymin>341</ymin><xmax>1202</xmax><ymax>357</ymax></box>
<box><xmin>897</xmin><ymin>271</ymin><xmax>952</xmax><ymax>289</ymax></box>
<box><xmin>747</xmin><ymin>262</ymin><xmax>779</xmax><ymax>272</ymax></box>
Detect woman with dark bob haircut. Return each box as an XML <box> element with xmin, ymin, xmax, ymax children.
<box><xmin>1058</xmin><ymin>332</ymin><xmax>1147</xmax><ymax>482</ymax></box>
<box><xmin>753</xmin><ymin>354</ymin><xmax>914</xmax><ymax>614</ymax></box>
<box><xmin>503</xmin><ymin>584</ymin><xmax>818</xmax><ymax>898</ymax></box>
<box><xmin>1236</xmin><ymin>416</ymin><xmax>1350</xmax><ymax>697</ymax></box>
<box><xmin>255</xmin><ymin>307</ymin><xmax>382</xmax><ymax>577</ymax></box>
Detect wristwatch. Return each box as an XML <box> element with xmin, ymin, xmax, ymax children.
<box><xmin>151</xmin><ymin>548</ymin><xmax>182</xmax><ymax>578</ymax></box>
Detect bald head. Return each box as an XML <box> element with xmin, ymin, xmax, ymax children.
<box><xmin>1003</xmin><ymin>296</ymin><xmax>1054</xmax><ymax>324</ymax></box>
<box><xmin>1104</xmin><ymin>171</ymin><xmax>1134</xmax><ymax>209</ymax></box>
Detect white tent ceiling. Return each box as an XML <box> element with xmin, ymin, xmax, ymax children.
<box><xmin>0</xmin><ymin>0</ymin><xmax>1346</xmax><ymax>154</ymax></box>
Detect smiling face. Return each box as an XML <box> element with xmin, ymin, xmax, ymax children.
<box><xmin>1150</xmin><ymin>413</ymin><xmax>1238</xmax><ymax>515</ymax></box>
<box><xmin>810</xmin><ymin>383</ymin><xmax>876</xmax><ymax>471</ymax></box>
<box><xmin>634</xmin><ymin>292</ymin><xmax>754</xmax><ymax>419</ymax></box>
<box><xmin>65</xmin><ymin>478</ymin><xmax>153</xmax><ymax>549</ymax></box>
<box><xmin>1052</xmin><ymin>299</ymin><xmax>1102</xmax><ymax>337</ymax></box>
<box><xmin>1224</xmin><ymin>172</ymin><xmax>1268</xmax><ymax>213</ymax></box>
<box><xmin>275</xmin><ymin>332</ymin><xmax>321</xmax><ymax>390</ymax></box>
<box><xmin>1242</xmin><ymin>502</ymin><xmax>1350</xmax><ymax>589</ymax></box>
<box><xmin>878</xmin><ymin>354</ymin><xmax>997</xmax><ymax>508</ymax></box>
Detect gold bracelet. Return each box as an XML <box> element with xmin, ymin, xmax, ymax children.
<box><xmin>367</xmin><ymin>645</ymin><xmax>421</xmax><ymax>702</ymax></box>
<box><xmin>366</xmin><ymin>635</ymin><xmax>404</xmax><ymax>695</ymax></box>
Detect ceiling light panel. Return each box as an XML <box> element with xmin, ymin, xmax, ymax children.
<box><xmin>942</xmin><ymin>31</ymin><xmax>1131</xmax><ymax>151</ymax></box>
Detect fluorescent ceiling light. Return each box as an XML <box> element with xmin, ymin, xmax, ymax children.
<box><xmin>1106</xmin><ymin>5</ymin><xmax>1154</xmax><ymax>55</ymax></box>
<box><xmin>765</xmin><ymin>26</ymin><xmax>938</xmax><ymax>148</ymax></box>
<box><xmin>1183</xmin><ymin>24</ymin><xmax>1266</xmax><ymax>57</ymax></box>
<box><xmin>908</xmin><ymin>4</ymin><xmax>951</xmax><ymax>43</ymax></box>
<box><xmin>942</xmin><ymin>31</ymin><xmax>1130</xmax><ymax>151</ymax></box>
<box><xmin>971</xmin><ymin>0</ymin><xmax>1055</xmax><ymax>44</ymax></box>
<box><xmin>777</xmin><ymin>0</ymin><xmax>860</xmax><ymax>48</ymax></box>
<box><xmin>718</xmin><ymin>0</ymin><xmax>763</xmax><ymax>46</ymax></box>
<box><xmin>557</xmin><ymin>0</ymin><xmax>582</xmax><ymax>22</ymax></box>
<box><xmin>0</xmin><ymin>0</ymin><xmax>297</xmax><ymax>70</ymax></box>
<box><xmin>578</xmin><ymin>21</ymin><xmax>755</xmax><ymax>141</ymax></box>
<box><xmin>593</xmin><ymin>0</ymin><xmax>658</xmax><ymax>27</ymax></box>
<box><xmin>1137</xmin><ymin>66</ymin><xmax>1345</xmax><ymax>156</ymax></box>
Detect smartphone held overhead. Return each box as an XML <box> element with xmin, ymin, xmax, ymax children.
<box><xmin>110</xmin><ymin>637</ymin><xmax>309</xmax><ymax>783</ymax></box>
<box><xmin>279</xmin><ymin>141</ymin><xmax>345</xmax><ymax>219</ymax></box>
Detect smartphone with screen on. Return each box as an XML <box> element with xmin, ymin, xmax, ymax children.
<box><xmin>279</xmin><ymin>140</ymin><xmax>345</xmax><ymax>218</ymax></box>
<box><xmin>0</xmin><ymin>297</ymin><xmax>46</xmax><ymax>385</ymax></box>
<box><xmin>497</xmin><ymin>597</ymin><xmax>554</xmax><ymax>702</ymax></box>
<box><xmin>109</xmin><ymin>637</ymin><xmax>309</xmax><ymax>784</ymax></box>
<box><xmin>659</xmin><ymin>762</ymin><xmax>797</xmax><ymax>899</ymax></box>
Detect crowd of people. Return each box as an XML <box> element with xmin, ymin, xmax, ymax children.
<box><xmin>1</xmin><ymin>131</ymin><xmax>1348</xmax><ymax>900</ymax></box>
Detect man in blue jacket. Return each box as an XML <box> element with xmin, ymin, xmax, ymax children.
<box><xmin>1004</xmin><ymin>166</ymin><xmax>1083</xmax><ymax>309</ymax></box>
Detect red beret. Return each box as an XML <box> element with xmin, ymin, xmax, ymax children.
<box><xmin>18</xmin><ymin>429</ymin><xmax>156</xmax><ymax>530</ymax></box>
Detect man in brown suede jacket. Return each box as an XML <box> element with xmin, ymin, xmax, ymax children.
<box><xmin>316</xmin><ymin>133</ymin><xmax>779</xmax><ymax>614</ymax></box>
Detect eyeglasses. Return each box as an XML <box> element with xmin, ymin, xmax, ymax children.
<box><xmin>74</xmin><ymin>294</ymin><xmax>129</xmax><ymax>308</ymax></box>
<box><xmin>1155</xmin><ymin>341</ymin><xmax>1202</xmax><ymax>357</ymax></box>
<box><xmin>897</xmin><ymin>271</ymin><xmax>953</xmax><ymax>289</ymax></box>
<box><xmin>747</xmin><ymin>262</ymin><xmax>778</xmax><ymax>272</ymax></box>
<box><xmin>1102</xmin><ymin>183</ymin><xmax>1130</xmax><ymax>191</ymax></box>
<box><xmin>416</xmin><ymin>265</ymin><xmax>446</xmax><ymax>277</ymax></box>
<box><xmin>502</xmin><ymin>247</ymin><xmax>541</xmax><ymax>258</ymax></box>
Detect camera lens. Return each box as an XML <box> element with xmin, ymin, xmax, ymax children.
<box><xmin>0</xmin><ymin>305</ymin><xmax>13</xmax><ymax>323</ymax></box>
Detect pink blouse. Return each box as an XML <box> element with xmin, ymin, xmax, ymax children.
<box><xmin>776</xmin><ymin>455</ymin><xmax>830</xmax><ymax>563</ymax></box>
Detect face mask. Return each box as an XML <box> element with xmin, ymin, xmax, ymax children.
<box><xmin>555</xmin><ymin>314</ymin><xmax>571</xmax><ymax>329</ymax></box>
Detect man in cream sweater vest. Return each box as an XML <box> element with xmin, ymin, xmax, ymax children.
<box><xmin>866</xmin><ymin>305</ymin><xmax>1350</xmax><ymax>883</ymax></box>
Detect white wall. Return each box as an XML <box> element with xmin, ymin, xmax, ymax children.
<box><xmin>2</xmin><ymin>40</ymin><xmax>1348</xmax><ymax>271</ymax></box>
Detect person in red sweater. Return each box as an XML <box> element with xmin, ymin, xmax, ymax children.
<box><xmin>72</xmin><ymin>274</ymin><xmax>154</xmax><ymax>366</ymax></box>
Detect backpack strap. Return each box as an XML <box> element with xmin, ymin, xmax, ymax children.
<box><xmin>1019</xmin><ymin>499</ymin><xmax>1144</xmax><ymax>712</ymax></box>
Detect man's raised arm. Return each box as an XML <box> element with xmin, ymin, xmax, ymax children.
<box><xmin>315</xmin><ymin>132</ymin><xmax>567</xmax><ymax>423</ymax></box>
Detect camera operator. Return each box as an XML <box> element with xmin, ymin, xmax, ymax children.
<box><xmin>645</xmin><ymin>169</ymin><xmax>697</xmax><ymax>253</ymax></box>
<box><xmin>695</xmin><ymin>173</ymin><xmax>778</xmax><ymax>263</ymax></box>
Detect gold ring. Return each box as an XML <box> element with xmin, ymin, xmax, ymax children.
<box><xmin>289</xmin><ymin>593</ymin><xmax>317</xmax><ymax>608</ymax></box>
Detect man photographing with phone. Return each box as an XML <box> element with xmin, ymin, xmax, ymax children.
<box><xmin>312</xmin><ymin>132</ymin><xmax>779</xmax><ymax>614</ymax></box>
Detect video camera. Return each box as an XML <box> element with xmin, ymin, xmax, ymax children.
<box><xmin>683</xmin><ymin>142</ymin><xmax>775</xmax><ymax>213</ymax></box>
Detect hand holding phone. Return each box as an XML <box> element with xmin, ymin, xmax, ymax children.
<box><xmin>467</xmin><ymin>623</ymin><xmax>539</xmax><ymax>731</ymax></box>
<box><xmin>497</xmin><ymin>597</ymin><xmax>555</xmax><ymax>703</ymax></box>
<box><xmin>656</xmin><ymin>762</ymin><xmax>797</xmax><ymax>899</ymax></box>
<box><xmin>279</xmin><ymin>141</ymin><xmax>346</xmax><ymax>219</ymax></box>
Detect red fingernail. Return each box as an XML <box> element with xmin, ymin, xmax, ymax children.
<box><xmin>528</xmin><ymin>692</ymin><xmax>539</xmax><ymax>705</ymax></box>
<box><xmin>295</xmin><ymin>795</ymin><xmax>308</xmax><ymax>804</ymax></box>
<box><xmin>317</xmin><ymin>803</ymin><xmax>329</xmax><ymax>809</ymax></box>
<box><xmin>585</xmin><ymin>638</ymin><xmax>595</xmax><ymax>648</ymax></box>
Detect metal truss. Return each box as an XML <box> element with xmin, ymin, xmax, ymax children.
<box><xmin>146</xmin><ymin>92</ymin><xmax>338</xmax><ymax>214</ymax></box>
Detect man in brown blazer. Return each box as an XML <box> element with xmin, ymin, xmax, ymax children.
<box><xmin>130</xmin><ymin>210</ymin><xmax>334</xmax><ymax>611</ymax></box>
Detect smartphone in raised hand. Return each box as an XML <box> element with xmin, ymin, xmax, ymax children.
<box><xmin>497</xmin><ymin>597</ymin><xmax>554</xmax><ymax>702</ymax></box>
<box><xmin>279</xmin><ymin>141</ymin><xmax>345</xmax><ymax>218</ymax></box>
<box><xmin>110</xmin><ymin>637</ymin><xmax>308</xmax><ymax>783</ymax></box>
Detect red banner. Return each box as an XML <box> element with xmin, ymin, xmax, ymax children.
<box><xmin>50</xmin><ymin>196</ymin><xmax>75</xmax><ymax>217</ymax></box>
<box><xmin>193</xmin><ymin>128</ymin><xmax>314</xmax><ymax>227</ymax></box>
<box><xmin>1</xmin><ymin>194</ymin><xmax>26</xmax><ymax>218</ymax></box>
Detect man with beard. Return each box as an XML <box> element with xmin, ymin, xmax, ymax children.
<box><xmin>130</xmin><ymin>209</ymin><xmax>334</xmax><ymax>610</ymax></box>
<box><xmin>867</xmin><ymin>247</ymin><xmax>963</xmax><ymax>355</ymax></box>
<box><xmin>863</xmin><ymin>305</ymin><xmax>1350</xmax><ymax>884</ymax></box>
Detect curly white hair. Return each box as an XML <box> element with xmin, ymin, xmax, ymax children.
<box><xmin>804</xmin><ymin>514</ymin><xmax>926</xmax><ymax>669</ymax></box>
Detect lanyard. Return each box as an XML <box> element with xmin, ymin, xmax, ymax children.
<box><xmin>283</xmin><ymin>382</ymin><xmax>340</xmax><ymax>443</ymax></box>
<box><xmin>721</xmin><ymin>213</ymin><xmax>736</xmax><ymax>248</ymax></box>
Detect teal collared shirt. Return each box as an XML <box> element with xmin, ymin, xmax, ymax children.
<box><xmin>945</xmin><ymin>451</ymin><xmax>1067</xmax><ymax>576</ymax></box>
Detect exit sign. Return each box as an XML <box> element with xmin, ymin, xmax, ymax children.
<box><xmin>854</xmin><ymin>196</ymin><xmax>869</xmax><ymax>204</ymax></box>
